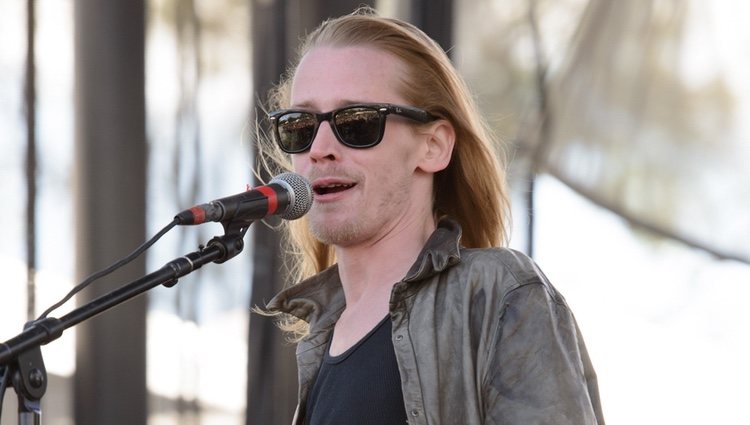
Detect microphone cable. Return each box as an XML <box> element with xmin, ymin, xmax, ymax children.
<box><xmin>37</xmin><ymin>218</ymin><xmax>179</xmax><ymax>320</ymax></box>
<box><xmin>0</xmin><ymin>219</ymin><xmax>179</xmax><ymax>421</ymax></box>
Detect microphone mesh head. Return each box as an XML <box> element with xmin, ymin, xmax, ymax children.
<box><xmin>271</xmin><ymin>172</ymin><xmax>314</xmax><ymax>220</ymax></box>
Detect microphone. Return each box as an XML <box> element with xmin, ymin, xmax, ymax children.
<box><xmin>175</xmin><ymin>172</ymin><xmax>313</xmax><ymax>225</ymax></box>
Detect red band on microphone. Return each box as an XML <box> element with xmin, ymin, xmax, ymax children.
<box><xmin>189</xmin><ymin>206</ymin><xmax>206</xmax><ymax>224</ymax></box>
<box><xmin>257</xmin><ymin>186</ymin><xmax>278</xmax><ymax>215</ymax></box>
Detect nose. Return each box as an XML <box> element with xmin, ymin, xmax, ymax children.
<box><xmin>307</xmin><ymin>120</ymin><xmax>340</xmax><ymax>162</ymax></box>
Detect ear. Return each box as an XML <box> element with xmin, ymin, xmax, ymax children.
<box><xmin>417</xmin><ymin>119</ymin><xmax>455</xmax><ymax>173</ymax></box>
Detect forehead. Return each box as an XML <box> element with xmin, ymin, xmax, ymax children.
<box><xmin>290</xmin><ymin>45</ymin><xmax>408</xmax><ymax>109</ymax></box>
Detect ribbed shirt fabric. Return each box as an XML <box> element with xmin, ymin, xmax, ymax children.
<box><xmin>304</xmin><ymin>316</ymin><xmax>408</xmax><ymax>425</ymax></box>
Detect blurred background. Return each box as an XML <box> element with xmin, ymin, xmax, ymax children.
<box><xmin>1</xmin><ymin>0</ymin><xmax>748</xmax><ymax>424</ymax></box>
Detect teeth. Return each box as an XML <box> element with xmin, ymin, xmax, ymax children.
<box><xmin>314</xmin><ymin>182</ymin><xmax>354</xmax><ymax>195</ymax></box>
<box><xmin>320</xmin><ymin>183</ymin><xmax>351</xmax><ymax>188</ymax></box>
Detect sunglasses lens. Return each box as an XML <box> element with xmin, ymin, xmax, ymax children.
<box><xmin>334</xmin><ymin>107</ymin><xmax>382</xmax><ymax>148</ymax></box>
<box><xmin>276</xmin><ymin>112</ymin><xmax>317</xmax><ymax>153</ymax></box>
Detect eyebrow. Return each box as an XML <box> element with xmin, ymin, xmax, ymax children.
<box><xmin>289</xmin><ymin>99</ymin><xmax>371</xmax><ymax>110</ymax></box>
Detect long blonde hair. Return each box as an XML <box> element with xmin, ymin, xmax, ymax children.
<box><xmin>258</xmin><ymin>7</ymin><xmax>511</xmax><ymax>336</ymax></box>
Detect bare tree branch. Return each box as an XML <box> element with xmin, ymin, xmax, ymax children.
<box><xmin>544</xmin><ymin>164</ymin><xmax>750</xmax><ymax>265</ymax></box>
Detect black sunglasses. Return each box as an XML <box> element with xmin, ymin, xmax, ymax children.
<box><xmin>268</xmin><ymin>103</ymin><xmax>437</xmax><ymax>153</ymax></box>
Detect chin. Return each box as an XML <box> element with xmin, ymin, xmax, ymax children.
<box><xmin>309</xmin><ymin>216</ymin><xmax>364</xmax><ymax>247</ymax></box>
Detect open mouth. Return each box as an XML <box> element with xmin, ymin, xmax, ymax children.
<box><xmin>313</xmin><ymin>182</ymin><xmax>356</xmax><ymax>196</ymax></box>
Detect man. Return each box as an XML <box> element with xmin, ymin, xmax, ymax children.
<box><xmin>261</xmin><ymin>8</ymin><xmax>604</xmax><ymax>425</ymax></box>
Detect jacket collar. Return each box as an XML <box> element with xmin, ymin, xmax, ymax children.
<box><xmin>266</xmin><ymin>218</ymin><xmax>463</xmax><ymax>326</ymax></box>
<box><xmin>402</xmin><ymin>217</ymin><xmax>462</xmax><ymax>282</ymax></box>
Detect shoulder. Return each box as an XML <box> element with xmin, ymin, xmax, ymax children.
<box><xmin>447</xmin><ymin>247</ymin><xmax>566</xmax><ymax>305</ymax></box>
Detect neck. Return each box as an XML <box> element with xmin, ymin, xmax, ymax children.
<box><xmin>334</xmin><ymin>213</ymin><xmax>436</xmax><ymax>306</ymax></box>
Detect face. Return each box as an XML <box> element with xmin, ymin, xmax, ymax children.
<box><xmin>288</xmin><ymin>45</ymin><xmax>431</xmax><ymax>247</ymax></box>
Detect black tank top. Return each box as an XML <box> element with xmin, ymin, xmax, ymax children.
<box><xmin>304</xmin><ymin>316</ymin><xmax>407</xmax><ymax>424</ymax></box>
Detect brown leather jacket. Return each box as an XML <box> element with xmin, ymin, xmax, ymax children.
<box><xmin>268</xmin><ymin>219</ymin><xmax>605</xmax><ymax>424</ymax></box>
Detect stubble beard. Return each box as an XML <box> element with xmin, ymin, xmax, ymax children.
<box><xmin>306</xmin><ymin>181</ymin><xmax>410</xmax><ymax>248</ymax></box>
<box><xmin>302</xmin><ymin>184</ymin><xmax>385</xmax><ymax>247</ymax></box>
<box><xmin>308</xmin><ymin>213</ymin><xmax>363</xmax><ymax>247</ymax></box>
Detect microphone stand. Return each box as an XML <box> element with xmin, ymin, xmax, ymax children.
<box><xmin>0</xmin><ymin>219</ymin><xmax>250</xmax><ymax>425</ymax></box>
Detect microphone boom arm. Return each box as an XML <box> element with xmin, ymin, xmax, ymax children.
<box><xmin>0</xmin><ymin>228</ymin><xmax>248</xmax><ymax>424</ymax></box>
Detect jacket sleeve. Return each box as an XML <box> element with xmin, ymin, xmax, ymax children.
<box><xmin>483</xmin><ymin>281</ymin><xmax>605</xmax><ymax>425</ymax></box>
